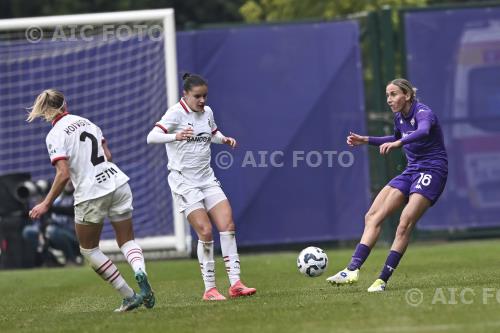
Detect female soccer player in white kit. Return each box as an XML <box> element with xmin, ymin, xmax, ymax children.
<box><xmin>28</xmin><ymin>89</ymin><xmax>155</xmax><ymax>312</ymax></box>
<box><xmin>147</xmin><ymin>73</ymin><xmax>256</xmax><ymax>301</ymax></box>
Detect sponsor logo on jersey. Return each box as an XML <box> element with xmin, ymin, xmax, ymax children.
<box><xmin>410</xmin><ymin>118</ymin><xmax>415</xmax><ymax>127</ymax></box>
<box><xmin>95</xmin><ymin>167</ymin><xmax>118</xmax><ymax>183</ymax></box>
<box><xmin>187</xmin><ymin>132</ymin><xmax>211</xmax><ymax>143</ymax></box>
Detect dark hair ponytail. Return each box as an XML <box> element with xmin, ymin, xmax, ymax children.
<box><xmin>182</xmin><ymin>72</ymin><xmax>207</xmax><ymax>91</ymax></box>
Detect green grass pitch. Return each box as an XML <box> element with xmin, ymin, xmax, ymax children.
<box><xmin>1</xmin><ymin>240</ymin><xmax>500</xmax><ymax>333</ymax></box>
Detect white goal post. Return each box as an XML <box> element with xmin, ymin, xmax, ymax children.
<box><xmin>0</xmin><ymin>9</ymin><xmax>190</xmax><ymax>257</ymax></box>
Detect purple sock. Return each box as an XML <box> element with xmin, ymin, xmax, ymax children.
<box><xmin>347</xmin><ymin>243</ymin><xmax>371</xmax><ymax>271</ymax></box>
<box><xmin>379</xmin><ymin>250</ymin><xmax>403</xmax><ymax>282</ymax></box>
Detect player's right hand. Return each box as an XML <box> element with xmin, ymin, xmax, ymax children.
<box><xmin>29</xmin><ymin>202</ymin><xmax>49</xmax><ymax>220</ymax></box>
<box><xmin>347</xmin><ymin>131</ymin><xmax>367</xmax><ymax>146</ymax></box>
<box><xmin>176</xmin><ymin>127</ymin><xmax>194</xmax><ymax>141</ymax></box>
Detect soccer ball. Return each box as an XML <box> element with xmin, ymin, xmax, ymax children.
<box><xmin>297</xmin><ymin>246</ymin><xmax>328</xmax><ymax>277</ymax></box>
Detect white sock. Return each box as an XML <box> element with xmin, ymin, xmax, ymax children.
<box><xmin>220</xmin><ymin>231</ymin><xmax>241</xmax><ymax>286</ymax></box>
<box><xmin>80</xmin><ymin>247</ymin><xmax>134</xmax><ymax>298</ymax></box>
<box><xmin>120</xmin><ymin>240</ymin><xmax>146</xmax><ymax>274</ymax></box>
<box><xmin>118</xmin><ymin>284</ymin><xmax>135</xmax><ymax>298</ymax></box>
<box><xmin>197</xmin><ymin>240</ymin><xmax>216</xmax><ymax>291</ymax></box>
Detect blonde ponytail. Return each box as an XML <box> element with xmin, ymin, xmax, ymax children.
<box><xmin>27</xmin><ymin>89</ymin><xmax>66</xmax><ymax>122</ymax></box>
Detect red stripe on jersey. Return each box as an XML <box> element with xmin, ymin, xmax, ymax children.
<box><xmin>179</xmin><ymin>99</ymin><xmax>190</xmax><ymax>113</ymax></box>
<box><xmin>211</xmin><ymin>128</ymin><xmax>218</xmax><ymax>135</ymax></box>
<box><xmin>51</xmin><ymin>111</ymin><xmax>69</xmax><ymax>126</ymax></box>
<box><xmin>155</xmin><ymin>123</ymin><xmax>168</xmax><ymax>133</ymax></box>
<box><xmin>51</xmin><ymin>156</ymin><xmax>68</xmax><ymax>165</ymax></box>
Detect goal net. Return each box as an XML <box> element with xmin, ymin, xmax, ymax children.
<box><xmin>0</xmin><ymin>9</ymin><xmax>190</xmax><ymax>257</ymax></box>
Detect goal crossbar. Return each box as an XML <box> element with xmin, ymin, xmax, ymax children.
<box><xmin>0</xmin><ymin>9</ymin><xmax>174</xmax><ymax>30</ymax></box>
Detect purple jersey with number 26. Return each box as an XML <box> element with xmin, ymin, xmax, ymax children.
<box><xmin>368</xmin><ymin>100</ymin><xmax>448</xmax><ymax>204</ymax></box>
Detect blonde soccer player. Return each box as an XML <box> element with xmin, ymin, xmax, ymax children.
<box><xmin>27</xmin><ymin>89</ymin><xmax>155</xmax><ymax>312</ymax></box>
<box><xmin>147</xmin><ymin>73</ymin><xmax>256</xmax><ymax>301</ymax></box>
<box><xmin>326</xmin><ymin>79</ymin><xmax>448</xmax><ymax>292</ymax></box>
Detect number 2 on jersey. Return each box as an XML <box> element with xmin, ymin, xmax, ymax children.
<box><xmin>80</xmin><ymin>131</ymin><xmax>105</xmax><ymax>166</ymax></box>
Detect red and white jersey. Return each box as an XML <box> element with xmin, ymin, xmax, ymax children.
<box><xmin>155</xmin><ymin>98</ymin><xmax>219</xmax><ymax>182</ymax></box>
<box><xmin>46</xmin><ymin>112</ymin><xmax>129</xmax><ymax>204</ymax></box>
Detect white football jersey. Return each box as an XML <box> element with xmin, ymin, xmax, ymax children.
<box><xmin>46</xmin><ymin>113</ymin><xmax>129</xmax><ymax>205</ymax></box>
<box><xmin>155</xmin><ymin>99</ymin><xmax>219</xmax><ymax>182</ymax></box>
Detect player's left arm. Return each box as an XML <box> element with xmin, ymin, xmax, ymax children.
<box><xmin>399</xmin><ymin>110</ymin><xmax>433</xmax><ymax>145</ymax></box>
<box><xmin>380</xmin><ymin>110</ymin><xmax>433</xmax><ymax>155</ymax></box>
<box><xmin>29</xmin><ymin>160</ymin><xmax>70</xmax><ymax>220</ymax></box>
<box><xmin>212</xmin><ymin>131</ymin><xmax>237</xmax><ymax>148</ymax></box>
<box><xmin>102</xmin><ymin>139</ymin><xmax>112</xmax><ymax>162</ymax></box>
<box><xmin>209</xmin><ymin>109</ymin><xmax>237</xmax><ymax>148</ymax></box>
<box><xmin>97</xmin><ymin>127</ymin><xmax>112</xmax><ymax>162</ymax></box>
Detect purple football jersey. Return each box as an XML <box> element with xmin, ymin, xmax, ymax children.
<box><xmin>394</xmin><ymin>101</ymin><xmax>448</xmax><ymax>175</ymax></box>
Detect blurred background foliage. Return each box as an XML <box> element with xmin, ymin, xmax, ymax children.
<box><xmin>0</xmin><ymin>0</ymin><xmax>492</xmax><ymax>29</ymax></box>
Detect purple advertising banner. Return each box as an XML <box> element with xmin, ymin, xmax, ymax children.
<box><xmin>404</xmin><ymin>6</ymin><xmax>500</xmax><ymax>229</ymax></box>
<box><xmin>177</xmin><ymin>21</ymin><xmax>370</xmax><ymax>246</ymax></box>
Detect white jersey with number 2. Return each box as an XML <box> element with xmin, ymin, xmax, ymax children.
<box><xmin>45</xmin><ymin>113</ymin><xmax>129</xmax><ymax>205</ymax></box>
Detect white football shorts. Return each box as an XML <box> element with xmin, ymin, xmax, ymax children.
<box><xmin>168</xmin><ymin>171</ymin><xmax>227</xmax><ymax>217</ymax></box>
<box><xmin>75</xmin><ymin>183</ymin><xmax>133</xmax><ymax>224</ymax></box>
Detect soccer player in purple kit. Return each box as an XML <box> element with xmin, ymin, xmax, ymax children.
<box><xmin>326</xmin><ymin>78</ymin><xmax>448</xmax><ymax>292</ymax></box>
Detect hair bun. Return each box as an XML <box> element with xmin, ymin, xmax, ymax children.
<box><xmin>182</xmin><ymin>72</ymin><xmax>191</xmax><ymax>81</ymax></box>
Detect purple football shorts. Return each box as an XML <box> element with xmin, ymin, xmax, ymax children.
<box><xmin>388</xmin><ymin>169</ymin><xmax>447</xmax><ymax>205</ymax></box>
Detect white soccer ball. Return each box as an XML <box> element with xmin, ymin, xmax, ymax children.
<box><xmin>297</xmin><ymin>246</ymin><xmax>328</xmax><ymax>277</ymax></box>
